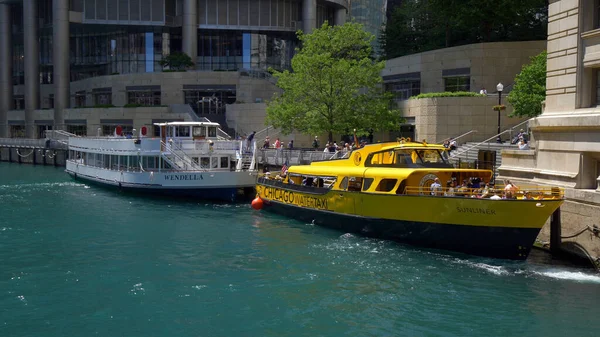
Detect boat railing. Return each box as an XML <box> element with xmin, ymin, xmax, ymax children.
<box><xmin>439</xmin><ymin>129</ymin><xmax>478</xmax><ymax>145</ymax></box>
<box><xmin>161</xmin><ymin>140</ymin><xmax>206</xmax><ymax>171</ymax></box>
<box><xmin>403</xmin><ymin>185</ymin><xmax>564</xmax><ymax>199</ymax></box>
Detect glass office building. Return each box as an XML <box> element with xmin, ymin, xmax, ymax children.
<box><xmin>0</xmin><ymin>0</ymin><xmax>349</xmax><ymax>137</ymax></box>
<box><xmin>348</xmin><ymin>0</ymin><xmax>387</xmax><ymax>54</ymax></box>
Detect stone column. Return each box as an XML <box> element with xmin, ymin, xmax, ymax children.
<box><xmin>334</xmin><ymin>7</ymin><xmax>347</xmax><ymax>26</ymax></box>
<box><xmin>0</xmin><ymin>4</ymin><xmax>12</xmax><ymax>138</ymax></box>
<box><xmin>24</xmin><ymin>0</ymin><xmax>39</xmax><ymax>138</ymax></box>
<box><xmin>302</xmin><ymin>0</ymin><xmax>316</xmax><ymax>34</ymax></box>
<box><xmin>182</xmin><ymin>0</ymin><xmax>197</xmax><ymax>66</ymax></box>
<box><xmin>53</xmin><ymin>0</ymin><xmax>70</xmax><ymax>130</ymax></box>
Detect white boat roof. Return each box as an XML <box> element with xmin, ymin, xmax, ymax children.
<box><xmin>153</xmin><ymin>121</ymin><xmax>221</xmax><ymax>127</ymax></box>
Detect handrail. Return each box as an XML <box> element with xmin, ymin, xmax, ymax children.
<box><xmin>450</xmin><ymin>119</ymin><xmax>531</xmax><ymax>159</ymax></box>
<box><xmin>505</xmin><ymin>119</ymin><xmax>531</xmax><ymax>143</ymax></box>
<box><xmin>217</xmin><ymin>128</ymin><xmax>232</xmax><ymax>140</ymax></box>
<box><xmin>440</xmin><ymin>129</ymin><xmax>477</xmax><ymax>144</ymax></box>
<box><xmin>450</xmin><ymin>130</ymin><xmax>513</xmax><ymax>159</ymax></box>
<box><xmin>160</xmin><ymin>140</ymin><xmax>206</xmax><ymax>171</ymax></box>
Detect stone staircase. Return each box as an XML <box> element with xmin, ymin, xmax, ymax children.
<box><xmin>449</xmin><ymin>142</ymin><xmax>519</xmax><ymax>182</ymax></box>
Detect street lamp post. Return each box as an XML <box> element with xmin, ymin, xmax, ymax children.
<box><xmin>496</xmin><ymin>82</ymin><xmax>504</xmax><ymax>143</ymax></box>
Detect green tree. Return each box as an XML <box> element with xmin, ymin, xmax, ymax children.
<box><xmin>507</xmin><ymin>51</ymin><xmax>547</xmax><ymax>118</ymax></box>
<box><xmin>159</xmin><ymin>52</ymin><xmax>194</xmax><ymax>71</ymax></box>
<box><xmin>267</xmin><ymin>22</ymin><xmax>401</xmax><ymax>142</ymax></box>
<box><xmin>382</xmin><ymin>0</ymin><xmax>548</xmax><ymax>59</ymax></box>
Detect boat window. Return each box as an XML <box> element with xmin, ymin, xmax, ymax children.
<box><xmin>323</xmin><ymin>177</ymin><xmax>337</xmax><ymax>188</ymax></box>
<box><xmin>220</xmin><ymin>157</ymin><xmax>229</xmax><ymax>168</ymax></box>
<box><xmin>362</xmin><ymin>178</ymin><xmax>374</xmax><ymax>191</ymax></box>
<box><xmin>177</xmin><ymin>126</ymin><xmax>190</xmax><ymax>137</ymax></box>
<box><xmin>211</xmin><ymin>157</ymin><xmax>219</xmax><ymax>169</ymax></box>
<box><xmin>208</xmin><ymin>127</ymin><xmax>217</xmax><ymax>137</ymax></box>
<box><xmin>409</xmin><ymin>149</ymin><xmax>447</xmax><ymax>164</ymax></box>
<box><xmin>192</xmin><ymin>157</ymin><xmax>199</xmax><ymax>164</ymax></box>
<box><xmin>396</xmin><ymin>180</ymin><xmax>407</xmax><ymax>194</ymax></box>
<box><xmin>348</xmin><ymin>177</ymin><xmax>363</xmax><ymax>192</ymax></box>
<box><xmin>201</xmin><ymin>157</ymin><xmax>210</xmax><ymax>168</ymax></box>
<box><xmin>193</xmin><ymin>126</ymin><xmax>205</xmax><ymax>137</ymax></box>
<box><xmin>339</xmin><ymin>177</ymin><xmax>349</xmax><ymax>190</ymax></box>
<box><xmin>370</xmin><ymin>151</ymin><xmax>396</xmax><ymax>165</ymax></box>
<box><xmin>376</xmin><ymin>179</ymin><xmax>398</xmax><ymax>192</ymax></box>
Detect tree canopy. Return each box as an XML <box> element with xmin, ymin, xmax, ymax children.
<box><xmin>266</xmin><ymin>22</ymin><xmax>401</xmax><ymax>141</ymax></box>
<box><xmin>381</xmin><ymin>0</ymin><xmax>548</xmax><ymax>59</ymax></box>
<box><xmin>159</xmin><ymin>52</ymin><xmax>195</xmax><ymax>71</ymax></box>
<box><xmin>507</xmin><ymin>51</ymin><xmax>547</xmax><ymax>118</ymax></box>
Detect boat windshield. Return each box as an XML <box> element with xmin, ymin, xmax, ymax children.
<box><xmin>367</xmin><ymin>148</ymin><xmax>449</xmax><ymax>167</ymax></box>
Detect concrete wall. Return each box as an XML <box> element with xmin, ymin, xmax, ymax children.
<box><xmin>383</xmin><ymin>41</ymin><xmax>546</xmax><ymax>94</ymax></box>
<box><xmin>11</xmin><ymin>71</ymin><xmax>279</xmax><ymax>109</ymax></box>
<box><xmin>8</xmin><ymin>106</ymin><xmax>194</xmax><ymax>137</ymax></box>
<box><xmin>398</xmin><ymin>96</ymin><xmax>528</xmax><ymax>144</ymax></box>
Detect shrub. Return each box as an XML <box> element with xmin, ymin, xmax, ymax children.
<box><xmin>410</xmin><ymin>91</ymin><xmax>485</xmax><ymax>99</ymax></box>
<box><xmin>124</xmin><ymin>103</ymin><xmax>143</xmax><ymax>108</ymax></box>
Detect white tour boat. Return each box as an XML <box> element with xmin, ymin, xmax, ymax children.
<box><xmin>65</xmin><ymin>120</ymin><xmax>258</xmax><ymax>201</ymax></box>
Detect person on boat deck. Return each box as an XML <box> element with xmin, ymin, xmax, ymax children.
<box><xmin>444</xmin><ymin>180</ymin><xmax>455</xmax><ymax>197</ymax></box>
<box><xmin>264</xmin><ymin>172</ymin><xmax>271</xmax><ymax>180</ymax></box>
<box><xmin>480</xmin><ymin>183</ymin><xmax>491</xmax><ymax>198</ymax></box>
<box><xmin>523</xmin><ymin>191</ymin><xmax>533</xmax><ymax>200</ymax></box>
<box><xmin>504</xmin><ymin>179</ymin><xmax>519</xmax><ymax>199</ymax></box>
<box><xmin>430</xmin><ymin>178</ymin><xmax>442</xmax><ymax>195</ymax></box>
<box><xmin>490</xmin><ymin>193</ymin><xmax>502</xmax><ymax>200</ymax></box>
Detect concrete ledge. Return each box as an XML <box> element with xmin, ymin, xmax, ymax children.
<box><xmin>531</xmin><ymin>112</ymin><xmax>600</xmax><ymax>130</ymax></box>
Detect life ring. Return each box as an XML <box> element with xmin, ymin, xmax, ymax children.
<box><xmin>353</xmin><ymin>152</ymin><xmax>362</xmax><ymax>166</ymax></box>
<box><xmin>419</xmin><ymin>173</ymin><xmax>439</xmax><ymax>195</ymax></box>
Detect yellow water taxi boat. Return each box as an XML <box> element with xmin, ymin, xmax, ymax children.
<box><xmin>254</xmin><ymin>139</ymin><xmax>564</xmax><ymax>260</ymax></box>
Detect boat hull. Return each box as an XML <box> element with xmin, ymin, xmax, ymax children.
<box><xmin>66</xmin><ymin>161</ymin><xmax>256</xmax><ymax>202</ymax></box>
<box><xmin>264</xmin><ymin>200</ymin><xmax>545</xmax><ymax>260</ymax></box>
<box><xmin>255</xmin><ymin>182</ymin><xmax>564</xmax><ymax>260</ymax></box>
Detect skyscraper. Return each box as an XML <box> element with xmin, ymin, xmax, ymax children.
<box><xmin>348</xmin><ymin>0</ymin><xmax>387</xmax><ymax>54</ymax></box>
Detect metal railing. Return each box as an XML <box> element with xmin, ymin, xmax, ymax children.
<box><xmin>404</xmin><ymin>185</ymin><xmax>564</xmax><ymax>199</ymax></box>
<box><xmin>450</xmin><ymin>119</ymin><xmax>531</xmax><ymax>160</ymax></box>
<box><xmin>440</xmin><ymin>129</ymin><xmax>477</xmax><ymax>145</ymax></box>
<box><xmin>160</xmin><ymin>140</ymin><xmax>205</xmax><ymax>171</ymax></box>
<box><xmin>0</xmin><ymin>137</ymin><xmax>68</xmax><ymax>150</ymax></box>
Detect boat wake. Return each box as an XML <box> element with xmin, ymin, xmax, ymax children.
<box><xmin>448</xmin><ymin>257</ymin><xmax>600</xmax><ymax>283</ymax></box>
<box><xmin>531</xmin><ymin>270</ymin><xmax>600</xmax><ymax>283</ymax></box>
<box><xmin>0</xmin><ymin>182</ymin><xmax>86</xmax><ymax>191</ymax></box>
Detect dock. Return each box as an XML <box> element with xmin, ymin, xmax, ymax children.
<box><xmin>0</xmin><ymin>137</ymin><xmax>68</xmax><ymax>166</ymax></box>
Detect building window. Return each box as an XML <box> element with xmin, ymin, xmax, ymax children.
<box><xmin>102</xmin><ymin>125</ymin><xmax>133</xmax><ymax>136</ymax></box>
<box><xmin>47</xmin><ymin>94</ymin><xmax>54</xmax><ymax>109</ymax></box>
<box><xmin>37</xmin><ymin>125</ymin><xmax>53</xmax><ymax>139</ymax></box>
<box><xmin>13</xmin><ymin>96</ymin><xmax>23</xmax><ymax>110</ymax></box>
<box><xmin>127</xmin><ymin>86</ymin><xmax>161</xmax><ymax>106</ymax></box>
<box><xmin>596</xmin><ymin>0</ymin><xmax>600</xmax><ymax>28</ymax></box>
<box><xmin>93</xmin><ymin>92</ymin><xmax>112</xmax><ymax>106</ymax></box>
<box><xmin>67</xmin><ymin>125</ymin><xmax>87</xmax><ymax>136</ymax></box>
<box><xmin>183</xmin><ymin>87</ymin><xmax>236</xmax><ymax>114</ymax></box>
<box><xmin>386</xmin><ymin>80</ymin><xmax>421</xmax><ymax>101</ymax></box>
<box><xmin>75</xmin><ymin>91</ymin><xmax>86</xmax><ymax>107</ymax></box>
<box><xmin>444</xmin><ymin>76</ymin><xmax>470</xmax><ymax>92</ymax></box>
<box><xmin>9</xmin><ymin>125</ymin><xmax>25</xmax><ymax>138</ymax></box>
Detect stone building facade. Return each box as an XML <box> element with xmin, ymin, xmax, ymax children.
<box><xmin>385</xmin><ymin>41</ymin><xmax>546</xmax><ymax>143</ymax></box>
<box><xmin>499</xmin><ymin>0</ymin><xmax>600</xmax><ymax>262</ymax></box>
